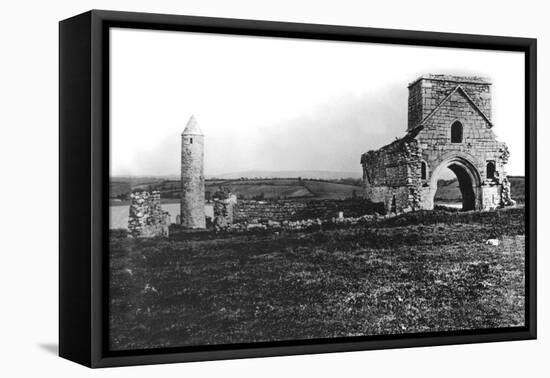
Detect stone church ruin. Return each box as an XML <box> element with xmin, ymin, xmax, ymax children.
<box><xmin>128</xmin><ymin>74</ymin><xmax>517</xmax><ymax>237</ymax></box>
<box><xmin>361</xmin><ymin>74</ymin><xmax>515</xmax><ymax>214</ymax></box>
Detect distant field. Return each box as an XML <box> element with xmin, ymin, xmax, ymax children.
<box><xmin>302</xmin><ymin>180</ymin><xmax>362</xmax><ymax>199</ymax></box>
<box><xmin>508</xmin><ymin>176</ymin><xmax>526</xmax><ymax>203</ymax></box>
<box><xmin>110</xmin><ymin>181</ymin><xmax>131</xmax><ymax>198</ymax></box>
<box><xmin>110</xmin><ymin>207</ymin><xmax>525</xmax><ymax>350</ymax></box>
<box><xmin>110</xmin><ymin>175</ymin><xmax>525</xmax><ymax>203</ymax></box>
<box><xmin>110</xmin><ymin>177</ymin><xmax>363</xmax><ymax>201</ymax></box>
<box><xmin>435</xmin><ymin>176</ymin><xmax>525</xmax><ymax>203</ymax></box>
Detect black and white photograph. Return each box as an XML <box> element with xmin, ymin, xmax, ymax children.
<box><xmin>2</xmin><ymin>0</ymin><xmax>547</xmax><ymax>375</ymax></box>
<box><xmin>107</xmin><ymin>27</ymin><xmax>528</xmax><ymax>351</ymax></box>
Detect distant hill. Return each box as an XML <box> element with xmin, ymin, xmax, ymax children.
<box><xmin>111</xmin><ymin>175</ymin><xmax>179</xmax><ymax>184</ymax></box>
<box><xmin>208</xmin><ymin>170</ymin><xmax>362</xmax><ymax>180</ymax></box>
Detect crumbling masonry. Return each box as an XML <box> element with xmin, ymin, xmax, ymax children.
<box><xmin>361</xmin><ymin>74</ymin><xmax>515</xmax><ymax>213</ymax></box>
<box><xmin>127</xmin><ymin>191</ymin><xmax>170</xmax><ymax>238</ymax></box>
<box><xmin>212</xmin><ymin>193</ymin><xmax>238</xmax><ymax>229</ymax></box>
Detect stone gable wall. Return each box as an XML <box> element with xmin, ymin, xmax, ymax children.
<box><xmin>417</xmin><ymin>89</ymin><xmax>508</xmax><ymax>182</ymax></box>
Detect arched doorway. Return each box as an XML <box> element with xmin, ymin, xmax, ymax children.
<box><xmin>426</xmin><ymin>155</ymin><xmax>482</xmax><ymax>211</ymax></box>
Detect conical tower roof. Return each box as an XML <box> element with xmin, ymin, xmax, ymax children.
<box><xmin>182</xmin><ymin>115</ymin><xmax>203</xmax><ymax>135</ymax></box>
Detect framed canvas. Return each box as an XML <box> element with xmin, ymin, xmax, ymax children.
<box><xmin>59</xmin><ymin>10</ymin><xmax>537</xmax><ymax>368</ymax></box>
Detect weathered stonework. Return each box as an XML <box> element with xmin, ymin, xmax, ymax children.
<box><xmin>213</xmin><ymin>193</ymin><xmax>237</xmax><ymax>228</ymax></box>
<box><xmin>361</xmin><ymin>135</ymin><xmax>422</xmax><ymax>213</ymax></box>
<box><xmin>128</xmin><ymin>191</ymin><xmax>170</xmax><ymax>238</ymax></box>
<box><xmin>233</xmin><ymin>199</ymin><xmax>384</xmax><ymax>223</ymax></box>
<box><xmin>362</xmin><ymin>74</ymin><xmax>515</xmax><ymax>213</ymax></box>
<box><xmin>180</xmin><ymin>115</ymin><xmax>206</xmax><ymax>229</ymax></box>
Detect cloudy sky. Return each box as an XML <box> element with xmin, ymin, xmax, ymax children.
<box><xmin>110</xmin><ymin>28</ymin><xmax>525</xmax><ymax>178</ymax></box>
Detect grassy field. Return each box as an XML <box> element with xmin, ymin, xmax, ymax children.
<box><xmin>110</xmin><ymin>177</ymin><xmax>364</xmax><ymax>201</ymax></box>
<box><xmin>110</xmin><ymin>176</ymin><xmax>525</xmax><ymax>204</ymax></box>
<box><xmin>109</xmin><ymin>207</ymin><xmax>525</xmax><ymax>351</ymax></box>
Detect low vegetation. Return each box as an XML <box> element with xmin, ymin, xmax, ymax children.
<box><xmin>110</xmin><ymin>207</ymin><xmax>525</xmax><ymax>351</ymax></box>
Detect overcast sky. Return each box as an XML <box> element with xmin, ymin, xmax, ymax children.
<box><xmin>110</xmin><ymin>28</ymin><xmax>525</xmax><ymax>178</ymax></box>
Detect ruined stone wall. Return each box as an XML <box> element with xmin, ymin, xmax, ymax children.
<box><xmin>128</xmin><ymin>191</ymin><xmax>170</xmax><ymax>238</ymax></box>
<box><xmin>181</xmin><ymin>133</ymin><xmax>206</xmax><ymax>229</ymax></box>
<box><xmin>361</xmin><ymin>137</ymin><xmax>422</xmax><ymax>213</ymax></box>
<box><xmin>234</xmin><ymin>201</ymin><xmax>306</xmax><ymax>222</ymax></box>
<box><xmin>408</xmin><ymin>75</ymin><xmax>491</xmax><ymax>130</ymax></box>
<box><xmin>213</xmin><ymin>194</ymin><xmax>237</xmax><ymax>228</ymax></box>
<box><xmin>233</xmin><ymin>199</ymin><xmax>384</xmax><ymax>223</ymax></box>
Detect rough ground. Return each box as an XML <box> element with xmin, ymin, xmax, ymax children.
<box><xmin>109</xmin><ymin>207</ymin><xmax>525</xmax><ymax>351</ymax></box>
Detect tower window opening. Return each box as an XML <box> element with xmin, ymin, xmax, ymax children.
<box><xmin>451</xmin><ymin>121</ymin><xmax>463</xmax><ymax>143</ymax></box>
<box><xmin>486</xmin><ymin>161</ymin><xmax>496</xmax><ymax>179</ymax></box>
<box><xmin>190</xmin><ymin>137</ymin><xmax>193</xmax><ymax>144</ymax></box>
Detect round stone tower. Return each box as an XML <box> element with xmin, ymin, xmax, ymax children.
<box><xmin>180</xmin><ymin>115</ymin><xmax>206</xmax><ymax>229</ymax></box>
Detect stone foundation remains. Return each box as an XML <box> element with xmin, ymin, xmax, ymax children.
<box><xmin>233</xmin><ymin>199</ymin><xmax>384</xmax><ymax>223</ymax></box>
<box><xmin>128</xmin><ymin>191</ymin><xmax>170</xmax><ymax>238</ymax></box>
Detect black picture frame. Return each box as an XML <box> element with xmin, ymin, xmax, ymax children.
<box><xmin>59</xmin><ymin>9</ymin><xmax>537</xmax><ymax>368</ymax></box>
